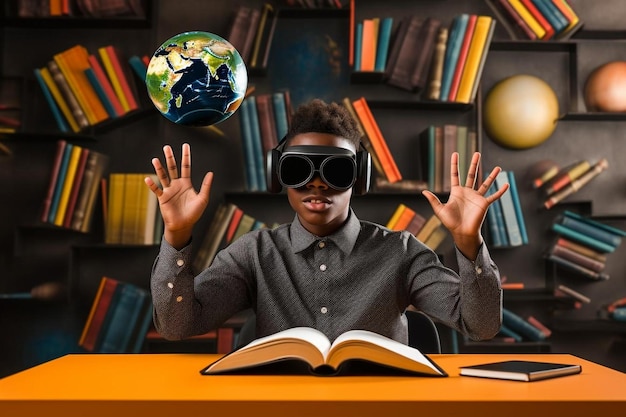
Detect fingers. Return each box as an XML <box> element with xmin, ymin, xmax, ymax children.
<box><xmin>152</xmin><ymin>156</ymin><xmax>170</xmax><ymax>187</ymax></box>
<box><xmin>180</xmin><ymin>143</ymin><xmax>191</xmax><ymax>179</ymax></box>
<box><xmin>144</xmin><ymin>175</ymin><xmax>162</xmax><ymax>197</ymax></box>
<box><xmin>164</xmin><ymin>145</ymin><xmax>179</xmax><ymax>180</ymax></box>
<box><xmin>480</xmin><ymin>165</ymin><xmax>505</xmax><ymax>200</ymax></box>
<box><xmin>464</xmin><ymin>152</ymin><xmax>481</xmax><ymax>189</ymax></box>
<box><xmin>197</xmin><ymin>172</ymin><xmax>214</xmax><ymax>203</ymax></box>
<box><xmin>422</xmin><ymin>190</ymin><xmax>442</xmax><ymax>212</ymax></box>
<box><xmin>450</xmin><ymin>152</ymin><xmax>460</xmax><ymax>187</ymax></box>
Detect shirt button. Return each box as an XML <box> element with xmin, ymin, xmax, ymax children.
<box><xmin>475</xmin><ymin>266</ymin><xmax>482</xmax><ymax>274</ymax></box>
<box><xmin>176</xmin><ymin>259</ymin><xmax>185</xmax><ymax>267</ymax></box>
<box><xmin>167</xmin><ymin>282</ymin><xmax>174</xmax><ymax>289</ymax></box>
<box><xmin>320</xmin><ymin>307</ymin><xmax>328</xmax><ymax>314</ymax></box>
<box><xmin>176</xmin><ymin>296</ymin><xmax>183</xmax><ymax>302</ymax></box>
<box><xmin>318</xmin><ymin>241</ymin><xmax>326</xmax><ymax>248</ymax></box>
<box><xmin>319</xmin><ymin>264</ymin><xmax>327</xmax><ymax>271</ymax></box>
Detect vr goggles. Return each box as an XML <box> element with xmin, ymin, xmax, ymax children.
<box><xmin>277</xmin><ymin>145</ymin><xmax>357</xmax><ymax>191</ymax></box>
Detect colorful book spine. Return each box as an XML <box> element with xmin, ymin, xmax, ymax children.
<box><xmin>87</xmin><ymin>54</ymin><xmax>126</xmax><ymax>117</ymax></box>
<box><xmin>547</xmin><ymin>253</ymin><xmax>610</xmax><ymax>280</ymax></box>
<box><xmin>530</xmin><ymin>0</ymin><xmax>569</xmax><ymax>35</ymax></box>
<box><xmin>63</xmin><ymin>147</ymin><xmax>90</xmax><ymax>228</ymax></box>
<box><xmin>495</xmin><ymin>170</ymin><xmax>523</xmax><ymax>246</ymax></box>
<box><xmin>447</xmin><ymin>14</ymin><xmax>477</xmax><ymax>101</ymax></box>
<box><xmin>84</xmin><ymin>68</ymin><xmax>118</xmax><ymax>119</ymax></box>
<box><xmin>47</xmin><ymin>59</ymin><xmax>89</xmax><ymax>130</ymax></box>
<box><xmin>47</xmin><ymin>143</ymin><xmax>74</xmax><ymax>224</ymax></box>
<box><xmin>374</xmin><ymin>17</ymin><xmax>393</xmax><ymax>72</ymax></box>
<box><xmin>551</xmin><ymin>222</ymin><xmax>615</xmax><ymax>254</ymax></box>
<box><xmin>455</xmin><ymin>15</ymin><xmax>494</xmax><ymax>104</ymax></box>
<box><xmin>440</xmin><ymin>14</ymin><xmax>469</xmax><ymax>101</ymax></box>
<box><xmin>502</xmin><ymin>308</ymin><xmax>547</xmax><ymax>341</ymax></box>
<box><xmin>520</xmin><ymin>0</ymin><xmax>555</xmax><ymax>39</ymax></box>
<box><xmin>34</xmin><ymin>67</ymin><xmax>74</xmax><ymax>133</ymax></box>
<box><xmin>558</xmin><ymin>216</ymin><xmax>622</xmax><ymax>249</ymax></box>
<box><xmin>41</xmin><ymin>140</ymin><xmax>68</xmax><ymax>223</ymax></box>
<box><xmin>507</xmin><ymin>171</ymin><xmax>528</xmax><ymax>245</ymax></box>
<box><xmin>551</xmin><ymin>243</ymin><xmax>605</xmax><ymax>272</ymax></box>
<box><xmin>507</xmin><ymin>0</ymin><xmax>547</xmax><ymax>39</ymax></box>
<box><xmin>247</xmin><ymin>96</ymin><xmax>267</xmax><ymax>191</ymax></box>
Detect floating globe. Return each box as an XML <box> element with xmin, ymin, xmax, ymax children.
<box><xmin>584</xmin><ymin>61</ymin><xmax>626</xmax><ymax>112</ymax></box>
<box><xmin>146</xmin><ymin>31</ymin><xmax>247</xmax><ymax>126</ymax></box>
<box><xmin>483</xmin><ymin>74</ymin><xmax>559</xmax><ymax>150</ymax></box>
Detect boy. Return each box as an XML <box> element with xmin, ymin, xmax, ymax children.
<box><xmin>145</xmin><ymin>99</ymin><xmax>507</xmax><ymax>344</ymax></box>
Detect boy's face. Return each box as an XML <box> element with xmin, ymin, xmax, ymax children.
<box><xmin>285</xmin><ymin>132</ymin><xmax>355</xmax><ymax>237</ymax></box>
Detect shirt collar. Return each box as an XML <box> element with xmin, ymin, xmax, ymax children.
<box><xmin>290</xmin><ymin>209</ymin><xmax>360</xmax><ymax>255</ymax></box>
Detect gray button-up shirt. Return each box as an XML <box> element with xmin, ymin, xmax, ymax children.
<box><xmin>151</xmin><ymin>209</ymin><xmax>502</xmax><ymax>343</ymax></box>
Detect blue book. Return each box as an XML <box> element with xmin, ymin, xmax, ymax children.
<box><xmin>100</xmin><ymin>283</ymin><xmax>142</xmax><ymax>353</ymax></box>
<box><xmin>271</xmin><ymin>91</ymin><xmax>289</xmax><ymax>140</ymax></box>
<box><xmin>47</xmin><ymin>143</ymin><xmax>73</xmax><ymax>224</ymax></box>
<box><xmin>33</xmin><ymin>68</ymin><xmax>69</xmax><ymax>133</ymax></box>
<box><xmin>420</xmin><ymin>126</ymin><xmax>436</xmax><ymax>190</ymax></box>
<box><xmin>502</xmin><ymin>308</ymin><xmax>547</xmax><ymax>341</ymax></box>
<box><xmin>129</xmin><ymin>294</ymin><xmax>153</xmax><ymax>353</ymax></box>
<box><xmin>531</xmin><ymin>0</ymin><xmax>569</xmax><ymax>35</ymax></box>
<box><xmin>247</xmin><ymin>96</ymin><xmax>267</xmax><ymax>191</ymax></box>
<box><xmin>238</xmin><ymin>98</ymin><xmax>258</xmax><ymax>191</ymax></box>
<box><xmin>507</xmin><ymin>171</ymin><xmax>528</xmax><ymax>245</ymax></box>
<box><xmin>559</xmin><ymin>216</ymin><xmax>621</xmax><ymax>249</ymax></box>
<box><xmin>498</xmin><ymin>324</ymin><xmax>523</xmax><ymax>342</ymax></box>
<box><xmin>563</xmin><ymin>210</ymin><xmax>626</xmax><ymax>237</ymax></box>
<box><xmin>495</xmin><ymin>171</ymin><xmax>523</xmax><ymax>247</ymax></box>
<box><xmin>128</xmin><ymin>55</ymin><xmax>147</xmax><ymax>80</ymax></box>
<box><xmin>84</xmin><ymin>67</ymin><xmax>118</xmax><ymax>119</ymax></box>
<box><xmin>375</xmin><ymin>17</ymin><xmax>394</xmax><ymax>72</ymax></box>
<box><xmin>613</xmin><ymin>307</ymin><xmax>626</xmax><ymax>322</ymax></box>
<box><xmin>354</xmin><ymin>21</ymin><xmax>363</xmax><ymax>70</ymax></box>
<box><xmin>439</xmin><ymin>14</ymin><xmax>469</xmax><ymax>101</ymax></box>
<box><xmin>551</xmin><ymin>223</ymin><xmax>616</xmax><ymax>254</ymax></box>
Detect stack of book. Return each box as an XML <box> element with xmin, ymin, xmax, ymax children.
<box><xmin>34</xmin><ymin>44</ymin><xmax>142</xmax><ymax>133</ymax></box>
<box><xmin>104</xmin><ymin>173</ymin><xmax>162</xmax><ymax>245</ymax></box>
<box><xmin>419</xmin><ymin>124</ymin><xmax>478</xmax><ymax>193</ymax></box>
<box><xmin>79</xmin><ymin>276</ymin><xmax>153</xmax><ymax>354</ymax></box>
<box><xmin>226</xmin><ymin>3</ymin><xmax>277</xmax><ymax>71</ymax></box>
<box><xmin>547</xmin><ymin>210</ymin><xmax>626</xmax><ymax>281</ymax></box>
<box><xmin>485</xmin><ymin>170</ymin><xmax>528</xmax><ymax>248</ymax></box>
<box><xmin>238</xmin><ymin>90</ymin><xmax>292</xmax><ymax>192</ymax></box>
<box><xmin>498</xmin><ymin>308</ymin><xmax>551</xmax><ymax>343</ymax></box>
<box><xmin>532</xmin><ymin>158</ymin><xmax>609</xmax><ymax>210</ymax></box>
<box><xmin>485</xmin><ymin>0</ymin><xmax>583</xmax><ymax>41</ymax></box>
<box><xmin>193</xmin><ymin>203</ymin><xmax>270</xmax><ymax>273</ymax></box>
<box><xmin>385</xmin><ymin>203</ymin><xmax>446</xmax><ymax>251</ymax></box>
<box><xmin>41</xmin><ymin>139</ymin><xmax>109</xmax><ymax>233</ymax></box>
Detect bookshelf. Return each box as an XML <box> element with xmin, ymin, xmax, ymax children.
<box><xmin>2</xmin><ymin>0</ymin><xmax>626</xmax><ymax>377</ymax></box>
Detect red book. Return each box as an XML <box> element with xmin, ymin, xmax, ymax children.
<box><xmin>87</xmin><ymin>54</ymin><xmax>126</xmax><ymax>117</ymax></box>
<box><xmin>63</xmin><ymin>147</ymin><xmax>90</xmax><ymax>228</ymax></box>
<box><xmin>520</xmin><ymin>0</ymin><xmax>556</xmax><ymax>39</ymax></box>
<box><xmin>447</xmin><ymin>14</ymin><xmax>477</xmax><ymax>101</ymax></box>
<box><xmin>41</xmin><ymin>140</ymin><xmax>67</xmax><ymax>223</ymax></box>
<box><xmin>225</xmin><ymin>207</ymin><xmax>244</xmax><ymax>244</ymax></box>
<box><xmin>349</xmin><ymin>0</ymin><xmax>355</xmax><ymax>66</ymax></box>
<box><xmin>216</xmin><ymin>327</ymin><xmax>235</xmax><ymax>353</ymax></box>
<box><xmin>102</xmin><ymin>45</ymin><xmax>139</xmax><ymax>111</ymax></box>
<box><xmin>80</xmin><ymin>277</ymin><xmax>120</xmax><ymax>352</ymax></box>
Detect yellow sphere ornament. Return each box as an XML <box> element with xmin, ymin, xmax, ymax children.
<box><xmin>483</xmin><ymin>74</ymin><xmax>559</xmax><ymax>149</ymax></box>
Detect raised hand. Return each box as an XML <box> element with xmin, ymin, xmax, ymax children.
<box><xmin>421</xmin><ymin>152</ymin><xmax>508</xmax><ymax>259</ymax></box>
<box><xmin>145</xmin><ymin>143</ymin><xmax>213</xmax><ymax>249</ymax></box>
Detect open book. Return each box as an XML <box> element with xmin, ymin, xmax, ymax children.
<box><xmin>200</xmin><ymin>327</ymin><xmax>447</xmax><ymax>376</ymax></box>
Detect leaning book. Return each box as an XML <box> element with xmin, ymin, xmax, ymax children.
<box><xmin>200</xmin><ymin>327</ymin><xmax>448</xmax><ymax>377</ymax></box>
<box><xmin>459</xmin><ymin>360</ymin><xmax>581</xmax><ymax>382</ymax></box>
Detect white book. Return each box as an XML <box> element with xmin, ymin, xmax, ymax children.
<box><xmin>495</xmin><ymin>170</ymin><xmax>523</xmax><ymax>247</ymax></box>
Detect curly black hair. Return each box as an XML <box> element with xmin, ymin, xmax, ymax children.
<box><xmin>286</xmin><ymin>99</ymin><xmax>361</xmax><ymax>148</ymax></box>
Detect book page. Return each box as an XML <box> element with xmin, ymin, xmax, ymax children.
<box><xmin>327</xmin><ymin>330</ymin><xmax>444</xmax><ymax>375</ymax></box>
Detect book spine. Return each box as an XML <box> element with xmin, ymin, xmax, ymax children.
<box><xmin>410</xmin><ymin>17</ymin><xmax>441</xmax><ymax>91</ymax></box>
<box><xmin>551</xmin><ymin>243</ymin><xmax>605</xmax><ymax>272</ymax></box>
<box><xmin>47</xmin><ymin>143</ymin><xmax>74</xmax><ymax>224</ymax></box>
<box><xmin>498</xmin><ymin>324</ymin><xmax>523</xmax><ymax>342</ymax></box>
<box><xmin>547</xmin><ymin>253</ymin><xmax>609</xmax><ymax>280</ymax></box>
<box><xmin>99</xmin><ymin>283</ymin><xmax>141</xmax><ymax>353</ymax></box>
<box><xmin>104</xmin><ymin>45</ymin><xmax>139</xmax><ymax>111</ymax></box>
<box><xmin>520</xmin><ymin>0</ymin><xmax>555</xmax><ymax>39</ymax></box>
<box><xmin>41</xmin><ymin>140</ymin><xmax>68</xmax><ymax>223</ymax></box>
<box><xmin>495</xmin><ymin>170</ymin><xmax>523</xmax><ymax>246</ymax></box>
<box><xmin>386</xmin><ymin>203</ymin><xmax>406</xmax><ymax>229</ymax></box>
<box><xmin>526</xmin><ymin>315</ymin><xmax>552</xmax><ymax>337</ymax></box>
<box><xmin>507</xmin><ymin>171</ymin><xmax>528</xmax><ymax>245</ymax></box>
<box><xmin>530</xmin><ymin>0</ymin><xmax>569</xmax><ymax>34</ymax></box>
<box><xmin>84</xmin><ymin>68</ymin><xmax>118</xmax><ymax>119</ymax></box>
<box><xmin>79</xmin><ymin>152</ymin><xmax>109</xmax><ymax>233</ymax></box>
<box><xmin>354</xmin><ymin>21</ymin><xmax>363</xmax><ymax>70</ymax></box>
<box><xmin>544</xmin><ymin>158</ymin><xmax>608</xmax><ymax>209</ymax></box>
<box><xmin>447</xmin><ymin>14</ymin><xmax>477</xmax><ymax>101</ymax></box>
<box><xmin>247</xmin><ymin>96</ymin><xmax>267</xmax><ymax>191</ymax></box>
<box><xmin>455</xmin><ymin>16</ymin><xmax>494</xmax><ymax>104</ymax></box>
<box><xmin>485</xmin><ymin>185</ymin><xmax>503</xmax><ymax>247</ymax></box>
<box><xmin>425</xmin><ymin>26</ymin><xmax>448</xmax><ymax>100</ymax></box>
<box><xmin>87</xmin><ymin>54</ymin><xmax>126</xmax><ymax>116</ymax></box>
<box><xmin>557</xmin><ymin>284</ymin><xmax>591</xmax><ymax>304</ymax></box>
<box><xmin>551</xmin><ymin>223</ymin><xmax>615</xmax><ymax>253</ymax></box>
<box><xmin>271</xmin><ymin>92</ymin><xmax>289</xmax><ymax>139</ymax></box>
<box><xmin>507</xmin><ymin>0</ymin><xmax>547</xmax><ymax>39</ymax></box>
<box><xmin>255</xmin><ymin>94</ymin><xmax>279</xmax><ymax>155</ymax></box>
<box><xmin>46</xmin><ymin>60</ymin><xmax>90</xmax><ymax>130</ymax></box>
<box><xmin>556</xmin><ymin>237</ymin><xmax>607</xmax><ymax>262</ymax></box>
<box><xmin>559</xmin><ymin>216</ymin><xmax>621</xmax><ymax>249</ymax></box>
<box><xmin>33</xmin><ymin>68</ymin><xmax>70</xmax><ymax>133</ymax></box>
<box><xmin>563</xmin><ymin>209</ymin><xmax>626</xmax><ymax>237</ymax></box>
<box><xmin>35</xmin><ymin>67</ymin><xmax>76</xmax><ymax>133</ymax></box>
<box><xmin>374</xmin><ymin>17</ymin><xmax>394</xmax><ymax>72</ymax></box>
<box><xmin>502</xmin><ymin>308</ymin><xmax>547</xmax><ymax>341</ymax></box>
<box><xmin>238</xmin><ymin>98</ymin><xmax>259</xmax><ymax>191</ymax></box>
<box><xmin>544</xmin><ymin>160</ymin><xmax>590</xmax><ymax>196</ymax></box>
<box><xmin>63</xmin><ymin>147</ymin><xmax>90</xmax><ymax>228</ymax></box>
<box><xmin>81</xmin><ymin>277</ymin><xmax>119</xmax><ymax>352</ymax></box>
<box><xmin>439</xmin><ymin>14</ymin><xmax>469</xmax><ymax>101</ymax></box>
<box><xmin>360</xmin><ymin>18</ymin><xmax>377</xmax><ymax>72</ymax></box>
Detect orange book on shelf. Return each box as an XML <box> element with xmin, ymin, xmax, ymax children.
<box><xmin>98</xmin><ymin>45</ymin><xmax>139</xmax><ymax>112</ymax></box>
<box><xmin>455</xmin><ymin>16</ymin><xmax>495</xmax><ymax>104</ymax></box>
<box><xmin>520</xmin><ymin>0</ymin><xmax>555</xmax><ymax>39</ymax></box>
<box><xmin>359</xmin><ymin>18</ymin><xmax>378</xmax><ymax>72</ymax></box>
<box><xmin>392</xmin><ymin>205</ymin><xmax>417</xmax><ymax>232</ymax></box>
<box><xmin>351</xmin><ymin>97</ymin><xmax>402</xmax><ymax>183</ymax></box>
<box><xmin>87</xmin><ymin>54</ymin><xmax>126</xmax><ymax>117</ymax></box>
<box><xmin>53</xmin><ymin>45</ymin><xmax>109</xmax><ymax>125</ymax></box>
<box><xmin>447</xmin><ymin>14</ymin><xmax>477</xmax><ymax>101</ymax></box>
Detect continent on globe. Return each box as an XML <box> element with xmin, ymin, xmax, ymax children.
<box><xmin>146</xmin><ymin>31</ymin><xmax>248</xmax><ymax>126</ymax></box>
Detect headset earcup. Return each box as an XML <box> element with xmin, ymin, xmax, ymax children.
<box><xmin>266</xmin><ymin>149</ymin><xmax>283</xmax><ymax>193</ymax></box>
<box><xmin>354</xmin><ymin>149</ymin><xmax>371</xmax><ymax>195</ymax></box>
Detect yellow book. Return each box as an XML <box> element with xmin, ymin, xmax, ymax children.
<box><xmin>98</xmin><ymin>47</ymin><xmax>131</xmax><ymax>112</ymax></box>
<box><xmin>54</xmin><ymin>144</ymin><xmax>82</xmax><ymax>226</ymax></box>
<box><xmin>507</xmin><ymin>0</ymin><xmax>546</xmax><ymax>39</ymax></box>
<box><xmin>39</xmin><ymin>67</ymin><xmax>80</xmax><ymax>133</ymax></box>
<box><xmin>120</xmin><ymin>173</ymin><xmax>142</xmax><ymax>244</ymax></box>
<box><xmin>455</xmin><ymin>16</ymin><xmax>494</xmax><ymax>104</ymax></box>
<box><xmin>416</xmin><ymin>214</ymin><xmax>442</xmax><ymax>243</ymax></box>
<box><xmin>143</xmin><ymin>174</ymin><xmax>159</xmax><ymax>244</ymax></box>
<box><xmin>424</xmin><ymin>226</ymin><xmax>447</xmax><ymax>251</ymax></box>
<box><xmin>106</xmin><ymin>173</ymin><xmax>126</xmax><ymax>244</ymax></box>
<box><xmin>53</xmin><ymin>45</ymin><xmax>109</xmax><ymax>125</ymax></box>
<box><xmin>386</xmin><ymin>203</ymin><xmax>407</xmax><ymax>229</ymax></box>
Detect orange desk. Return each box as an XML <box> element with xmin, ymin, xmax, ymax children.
<box><xmin>1</xmin><ymin>353</ymin><xmax>625</xmax><ymax>417</ymax></box>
